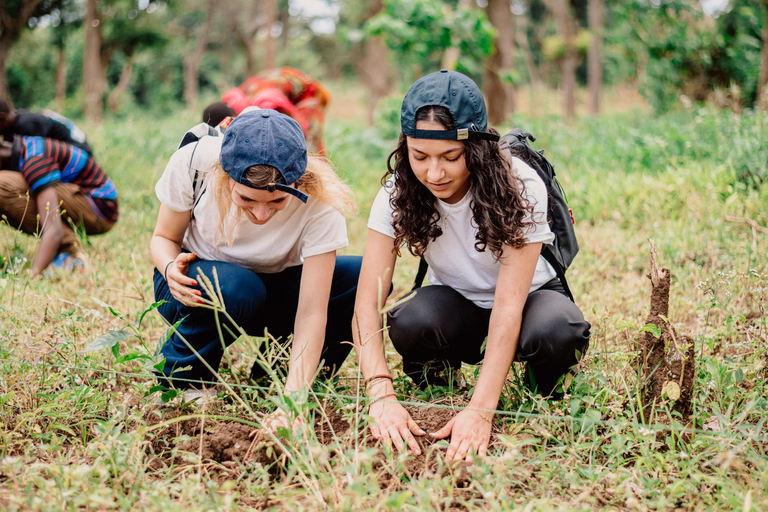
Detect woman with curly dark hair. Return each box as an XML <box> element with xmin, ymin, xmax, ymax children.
<box><xmin>352</xmin><ymin>70</ymin><xmax>590</xmax><ymax>461</ymax></box>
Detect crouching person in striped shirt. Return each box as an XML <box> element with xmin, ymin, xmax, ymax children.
<box><xmin>0</xmin><ymin>136</ymin><xmax>118</xmax><ymax>277</ymax></box>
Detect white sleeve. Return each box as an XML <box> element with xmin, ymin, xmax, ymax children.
<box><xmin>512</xmin><ymin>157</ymin><xmax>555</xmax><ymax>245</ymax></box>
<box><xmin>299</xmin><ymin>204</ymin><xmax>349</xmax><ymax>259</ymax></box>
<box><xmin>367</xmin><ymin>183</ymin><xmax>397</xmax><ymax>239</ymax></box>
<box><xmin>155</xmin><ymin>144</ymin><xmax>197</xmax><ymax>212</ymax></box>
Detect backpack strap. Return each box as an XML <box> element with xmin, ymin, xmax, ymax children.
<box><xmin>411</xmin><ymin>250</ymin><xmax>576</xmax><ymax>303</ymax></box>
<box><xmin>411</xmin><ymin>257</ymin><xmax>429</xmax><ymax>291</ymax></box>
<box><xmin>541</xmin><ymin>247</ymin><xmax>575</xmax><ymax>303</ymax></box>
<box><xmin>188</xmin><ymin>142</ymin><xmax>205</xmax><ymax>221</ymax></box>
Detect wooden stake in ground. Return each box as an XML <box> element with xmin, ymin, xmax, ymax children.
<box><xmin>638</xmin><ymin>239</ymin><xmax>695</xmax><ymax>421</ymax></box>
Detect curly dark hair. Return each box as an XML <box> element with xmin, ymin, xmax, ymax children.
<box><xmin>383</xmin><ymin>105</ymin><xmax>533</xmax><ymax>260</ymax></box>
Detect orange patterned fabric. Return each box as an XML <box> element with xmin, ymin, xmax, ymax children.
<box><xmin>222</xmin><ymin>67</ymin><xmax>330</xmax><ymax>154</ymax></box>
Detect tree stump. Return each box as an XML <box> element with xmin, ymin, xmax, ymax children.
<box><xmin>638</xmin><ymin>239</ymin><xmax>695</xmax><ymax>421</ymax></box>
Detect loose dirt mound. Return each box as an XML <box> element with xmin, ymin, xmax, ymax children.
<box><xmin>177</xmin><ymin>422</ymin><xmax>253</xmax><ymax>463</ymax></box>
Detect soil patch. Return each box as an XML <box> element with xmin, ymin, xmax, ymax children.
<box><xmin>177</xmin><ymin>421</ymin><xmax>254</xmax><ymax>463</ymax></box>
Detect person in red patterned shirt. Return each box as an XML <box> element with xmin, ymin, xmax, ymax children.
<box><xmin>0</xmin><ymin>135</ymin><xmax>118</xmax><ymax>276</ymax></box>
<box><xmin>220</xmin><ymin>67</ymin><xmax>330</xmax><ymax>154</ymax></box>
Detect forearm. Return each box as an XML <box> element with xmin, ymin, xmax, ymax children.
<box><xmin>285</xmin><ymin>311</ymin><xmax>328</xmax><ymax>392</ymax></box>
<box><xmin>150</xmin><ymin>235</ymin><xmax>182</xmax><ymax>278</ymax></box>
<box><xmin>469</xmin><ymin>311</ymin><xmax>522</xmax><ymax>410</ymax></box>
<box><xmin>353</xmin><ymin>307</ymin><xmax>393</xmax><ymax>378</ymax></box>
<box><xmin>31</xmin><ymin>227</ymin><xmax>63</xmax><ymax>276</ymax></box>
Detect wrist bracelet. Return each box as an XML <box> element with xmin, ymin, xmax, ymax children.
<box><xmin>364</xmin><ymin>373</ymin><xmax>393</xmax><ymax>388</ymax></box>
<box><xmin>163</xmin><ymin>259</ymin><xmax>175</xmax><ymax>280</ymax></box>
<box><xmin>471</xmin><ymin>408</ymin><xmax>493</xmax><ymax>424</ymax></box>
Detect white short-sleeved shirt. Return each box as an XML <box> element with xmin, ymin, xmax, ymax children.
<box><xmin>155</xmin><ymin>136</ymin><xmax>348</xmax><ymax>274</ymax></box>
<box><xmin>368</xmin><ymin>156</ymin><xmax>556</xmax><ymax>308</ymax></box>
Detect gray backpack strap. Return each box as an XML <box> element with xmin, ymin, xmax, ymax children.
<box><xmin>179</xmin><ymin>124</ymin><xmax>223</xmax><ymax>220</ymax></box>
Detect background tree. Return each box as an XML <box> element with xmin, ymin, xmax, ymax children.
<box><xmin>587</xmin><ymin>0</ymin><xmax>603</xmax><ymax>114</ymax></box>
<box><xmin>484</xmin><ymin>0</ymin><xmax>516</xmax><ymax>124</ymax></box>
<box><xmin>365</xmin><ymin>0</ymin><xmax>495</xmax><ymax>83</ymax></box>
<box><xmin>356</xmin><ymin>0</ymin><xmax>391</xmax><ymax>126</ymax></box>
<box><xmin>168</xmin><ymin>0</ymin><xmax>215</xmax><ymax>110</ymax></box>
<box><xmin>83</xmin><ymin>0</ymin><xmax>100</xmax><ymax>121</ymax></box>
<box><xmin>226</xmin><ymin>0</ymin><xmax>262</xmax><ymax>77</ymax></box>
<box><xmin>755</xmin><ymin>0</ymin><xmax>768</xmax><ymax>108</ymax></box>
<box><xmin>541</xmin><ymin>0</ymin><xmax>579</xmax><ymax>119</ymax></box>
<box><xmin>0</xmin><ymin>0</ymin><xmax>51</xmax><ymax>103</ymax></box>
<box><xmin>263</xmin><ymin>0</ymin><xmax>278</xmax><ymax>70</ymax></box>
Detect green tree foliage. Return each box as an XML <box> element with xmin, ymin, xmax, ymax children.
<box><xmin>364</xmin><ymin>0</ymin><xmax>496</xmax><ymax>81</ymax></box>
<box><xmin>617</xmin><ymin>0</ymin><xmax>766</xmax><ymax>112</ymax></box>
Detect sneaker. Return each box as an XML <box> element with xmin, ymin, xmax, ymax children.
<box><xmin>50</xmin><ymin>252</ymin><xmax>88</xmax><ymax>272</ymax></box>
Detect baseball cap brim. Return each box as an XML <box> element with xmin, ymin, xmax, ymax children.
<box><xmin>410</xmin><ymin>128</ymin><xmax>499</xmax><ymax>142</ymax></box>
<box><xmin>254</xmin><ymin>182</ymin><xmax>308</xmax><ymax>203</ymax></box>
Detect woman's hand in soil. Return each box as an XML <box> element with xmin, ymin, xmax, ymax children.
<box><xmin>369</xmin><ymin>399</ymin><xmax>425</xmax><ymax>454</ymax></box>
<box><xmin>430</xmin><ymin>408</ymin><xmax>492</xmax><ymax>462</ymax></box>
<box><xmin>166</xmin><ymin>252</ymin><xmax>203</xmax><ymax>307</ymax></box>
<box><xmin>265</xmin><ymin>408</ymin><xmax>305</xmax><ymax>436</ymax></box>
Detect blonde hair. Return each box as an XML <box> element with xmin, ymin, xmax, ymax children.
<box><xmin>208</xmin><ymin>155</ymin><xmax>356</xmax><ymax>246</ymax></box>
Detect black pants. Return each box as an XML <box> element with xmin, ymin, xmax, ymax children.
<box><xmin>154</xmin><ymin>256</ymin><xmax>361</xmax><ymax>388</ymax></box>
<box><xmin>387</xmin><ymin>278</ymin><xmax>591</xmax><ymax>396</ymax></box>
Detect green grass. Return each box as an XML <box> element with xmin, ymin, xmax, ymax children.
<box><xmin>0</xmin><ymin>104</ymin><xmax>767</xmax><ymax>510</ymax></box>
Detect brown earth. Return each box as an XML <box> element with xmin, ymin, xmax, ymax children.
<box><xmin>147</xmin><ymin>399</ymin><xmax>484</xmax><ymax>493</ymax></box>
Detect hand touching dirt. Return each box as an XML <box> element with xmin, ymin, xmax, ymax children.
<box><xmin>166</xmin><ymin>252</ymin><xmax>203</xmax><ymax>306</ymax></box>
<box><xmin>430</xmin><ymin>407</ymin><xmax>492</xmax><ymax>462</ymax></box>
<box><xmin>369</xmin><ymin>399</ymin><xmax>425</xmax><ymax>454</ymax></box>
<box><xmin>265</xmin><ymin>408</ymin><xmax>305</xmax><ymax>435</ymax></box>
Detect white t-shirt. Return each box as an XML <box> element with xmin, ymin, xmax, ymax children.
<box><xmin>155</xmin><ymin>136</ymin><xmax>348</xmax><ymax>274</ymax></box>
<box><xmin>368</xmin><ymin>156</ymin><xmax>556</xmax><ymax>308</ymax></box>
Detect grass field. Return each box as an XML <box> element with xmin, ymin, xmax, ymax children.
<box><xmin>1</xmin><ymin>90</ymin><xmax>767</xmax><ymax>510</ymax></box>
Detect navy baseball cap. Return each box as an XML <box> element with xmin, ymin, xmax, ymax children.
<box><xmin>220</xmin><ymin>109</ymin><xmax>309</xmax><ymax>203</ymax></box>
<box><xmin>401</xmin><ymin>70</ymin><xmax>499</xmax><ymax>142</ymax></box>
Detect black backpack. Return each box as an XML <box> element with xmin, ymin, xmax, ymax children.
<box><xmin>413</xmin><ymin>129</ymin><xmax>580</xmax><ymax>302</ymax></box>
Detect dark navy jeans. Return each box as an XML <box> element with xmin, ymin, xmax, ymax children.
<box><xmin>153</xmin><ymin>255</ymin><xmax>362</xmax><ymax>388</ymax></box>
<box><xmin>387</xmin><ymin>278</ymin><xmax>591</xmax><ymax>396</ymax></box>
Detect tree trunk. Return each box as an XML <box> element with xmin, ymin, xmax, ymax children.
<box><xmin>107</xmin><ymin>54</ymin><xmax>134</xmax><ymax>112</ymax></box>
<box><xmin>587</xmin><ymin>0</ymin><xmax>603</xmax><ymax>115</ymax></box>
<box><xmin>757</xmin><ymin>0</ymin><xmax>768</xmax><ymax>110</ymax></box>
<box><xmin>279</xmin><ymin>2</ymin><xmax>290</xmax><ymax>49</ymax></box>
<box><xmin>357</xmin><ymin>0</ymin><xmax>391</xmax><ymax>126</ymax></box>
<box><xmin>184</xmin><ymin>0</ymin><xmax>214</xmax><ymax>110</ymax></box>
<box><xmin>484</xmin><ymin>0</ymin><xmax>516</xmax><ymax>125</ymax></box>
<box><xmin>263</xmin><ymin>0</ymin><xmax>278</xmax><ymax>69</ymax></box>
<box><xmin>543</xmin><ymin>0</ymin><xmax>578</xmax><ymax>119</ymax></box>
<box><xmin>56</xmin><ymin>45</ymin><xmax>67</xmax><ymax>112</ymax></box>
<box><xmin>0</xmin><ymin>35</ymin><xmax>11</xmax><ymax>104</ymax></box>
<box><xmin>83</xmin><ymin>0</ymin><xmax>103</xmax><ymax>123</ymax></box>
<box><xmin>515</xmin><ymin>13</ymin><xmax>542</xmax><ymax>88</ymax></box>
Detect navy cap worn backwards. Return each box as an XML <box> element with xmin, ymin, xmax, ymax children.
<box><xmin>220</xmin><ymin>109</ymin><xmax>309</xmax><ymax>203</ymax></box>
<box><xmin>401</xmin><ymin>70</ymin><xmax>499</xmax><ymax>142</ymax></box>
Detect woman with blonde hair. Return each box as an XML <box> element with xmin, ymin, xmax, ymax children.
<box><xmin>150</xmin><ymin>109</ymin><xmax>359</xmax><ymax>423</ymax></box>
